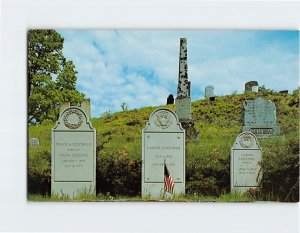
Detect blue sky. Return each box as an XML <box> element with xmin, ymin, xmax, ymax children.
<box><xmin>58</xmin><ymin>30</ymin><xmax>299</xmax><ymax>117</ymax></box>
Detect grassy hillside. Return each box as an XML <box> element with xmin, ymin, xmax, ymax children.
<box><xmin>28</xmin><ymin>90</ymin><xmax>299</xmax><ymax>201</ymax></box>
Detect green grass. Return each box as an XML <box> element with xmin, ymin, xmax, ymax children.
<box><xmin>28</xmin><ymin>192</ymin><xmax>255</xmax><ymax>202</ymax></box>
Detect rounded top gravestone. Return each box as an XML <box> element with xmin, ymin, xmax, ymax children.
<box><xmin>245</xmin><ymin>81</ymin><xmax>259</xmax><ymax>93</ymax></box>
<box><xmin>232</xmin><ymin>131</ymin><xmax>261</xmax><ymax>150</ymax></box>
<box><xmin>231</xmin><ymin>132</ymin><xmax>262</xmax><ymax>193</ymax></box>
<box><xmin>166</xmin><ymin>94</ymin><xmax>174</xmax><ymax>105</ymax></box>
<box><xmin>142</xmin><ymin>108</ymin><xmax>186</xmax><ymax>198</ymax></box>
<box><xmin>51</xmin><ymin>105</ymin><xmax>96</xmax><ymax>198</ymax></box>
<box><xmin>54</xmin><ymin>106</ymin><xmax>93</xmax><ymax>131</ymax></box>
<box><xmin>143</xmin><ymin>108</ymin><xmax>184</xmax><ymax>132</ymax></box>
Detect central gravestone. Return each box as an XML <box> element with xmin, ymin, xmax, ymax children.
<box><xmin>51</xmin><ymin>102</ymin><xmax>96</xmax><ymax>198</ymax></box>
<box><xmin>231</xmin><ymin>132</ymin><xmax>262</xmax><ymax>193</ymax></box>
<box><xmin>142</xmin><ymin>108</ymin><xmax>185</xmax><ymax>198</ymax></box>
<box><xmin>242</xmin><ymin>97</ymin><xmax>280</xmax><ymax>137</ymax></box>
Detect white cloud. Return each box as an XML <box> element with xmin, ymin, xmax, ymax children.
<box><xmin>59</xmin><ymin>30</ymin><xmax>299</xmax><ymax>117</ymax></box>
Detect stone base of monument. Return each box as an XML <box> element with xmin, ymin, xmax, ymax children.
<box><xmin>51</xmin><ymin>182</ymin><xmax>96</xmax><ymax>198</ymax></box>
<box><xmin>242</xmin><ymin>126</ymin><xmax>280</xmax><ymax>138</ymax></box>
<box><xmin>180</xmin><ymin>120</ymin><xmax>199</xmax><ymax>141</ymax></box>
<box><xmin>175</xmin><ymin>97</ymin><xmax>192</xmax><ymax>120</ymax></box>
<box><xmin>142</xmin><ymin>183</ymin><xmax>185</xmax><ymax>199</ymax></box>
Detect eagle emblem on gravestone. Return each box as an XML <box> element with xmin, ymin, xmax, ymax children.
<box><xmin>155</xmin><ymin>111</ymin><xmax>172</xmax><ymax>129</ymax></box>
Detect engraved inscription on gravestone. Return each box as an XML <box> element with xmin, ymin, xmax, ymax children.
<box><xmin>51</xmin><ymin>103</ymin><xmax>96</xmax><ymax>198</ymax></box>
<box><xmin>142</xmin><ymin>108</ymin><xmax>185</xmax><ymax>198</ymax></box>
<box><xmin>242</xmin><ymin>97</ymin><xmax>280</xmax><ymax>137</ymax></box>
<box><xmin>231</xmin><ymin>132</ymin><xmax>262</xmax><ymax>193</ymax></box>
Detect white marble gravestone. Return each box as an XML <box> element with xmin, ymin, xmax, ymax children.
<box><xmin>142</xmin><ymin>108</ymin><xmax>185</xmax><ymax>198</ymax></box>
<box><xmin>231</xmin><ymin>132</ymin><xmax>262</xmax><ymax>193</ymax></box>
<box><xmin>51</xmin><ymin>103</ymin><xmax>96</xmax><ymax>198</ymax></box>
<box><xmin>242</xmin><ymin>97</ymin><xmax>280</xmax><ymax>137</ymax></box>
<box><xmin>29</xmin><ymin>138</ymin><xmax>39</xmax><ymax>148</ymax></box>
<box><xmin>205</xmin><ymin>85</ymin><xmax>214</xmax><ymax>98</ymax></box>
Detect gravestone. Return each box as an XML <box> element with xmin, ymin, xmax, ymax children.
<box><xmin>142</xmin><ymin>108</ymin><xmax>185</xmax><ymax>198</ymax></box>
<box><xmin>205</xmin><ymin>85</ymin><xmax>214</xmax><ymax>98</ymax></box>
<box><xmin>175</xmin><ymin>38</ymin><xmax>191</xmax><ymax>120</ymax></box>
<box><xmin>166</xmin><ymin>94</ymin><xmax>174</xmax><ymax>105</ymax></box>
<box><xmin>279</xmin><ymin>90</ymin><xmax>288</xmax><ymax>94</ymax></box>
<box><xmin>81</xmin><ymin>98</ymin><xmax>91</xmax><ymax>118</ymax></box>
<box><xmin>51</xmin><ymin>102</ymin><xmax>96</xmax><ymax>198</ymax></box>
<box><xmin>242</xmin><ymin>97</ymin><xmax>280</xmax><ymax>137</ymax></box>
<box><xmin>29</xmin><ymin>138</ymin><xmax>39</xmax><ymax>148</ymax></box>
<box><xmin>231</xmin><ymin>132</ymin><xmax>262</xmax><ymax>193</ymax></box>
<box><xmin>175</xmin><ymin>38</ymin><xmax>198</xmax><ymax>140</ymax></box>
<box><xmin>245</xmin><ymin>81</ymin><xmax>259</xmax><ymax>93</ymax></box>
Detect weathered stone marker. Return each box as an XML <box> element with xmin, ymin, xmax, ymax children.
<box><xmin>166</xmin><ymin>94</ymin><xmax>174</xmax><ymax>105</ymax></box>
<box><xmin>279</xmin><ymin>90</ymin><xmax>288</xmax><ymax>94</ymax></box>
<box><xmin>175</xmin><ymin>38</ymin><xmax>198</xmax><ymax>140</ymax></box>
<box><xmin>51</xmin><ymin>101</ymin><xmax>96</xmax><ymax>198</ymax></box>
<box><xmin>242</xmin><ymin>97</ymin><xmax>280</xmax><ymax>137</ymax></box>
<box><xmin>142</xmin><ymin>108</ymin><xmax>185</xmax><ymax>198</ymax></box>
<box><xmin>176</xmin><ymin>38</ymin><xmax>191</xmax><ymax>120</ymax></box>
<box><xmin>231</xmin><ymin>132</ymin><xmax>262</xmax><ymax>193</ymax></box>
<box><xmin>205</xmin><ymin>85</ymin><xmax>214</xmax><ymax>98</ymax></box>
<box><xmin>29</xmin><ymin>138</ymin><xmax>39</xmax><ymax>148</ymax></box>
<box><xmin>245</xmin><ymin>81</ymin><xmax>259</xmax><ymax>93</ymax></box>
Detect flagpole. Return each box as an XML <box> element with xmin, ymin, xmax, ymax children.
<box><xmin>163</xmin><ymin>157</ymin><xmax>166</xmax><ymax>198</ymax></box>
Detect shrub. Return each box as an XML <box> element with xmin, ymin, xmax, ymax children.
<box><xmin>260</xmin><ymin>136</ymin><xmax>299</xmax><ymax>202</ymax></box>
<box><xmin>186</xmin><ymin>155</ymin><xmax>230</xmax><ymax>196</ymax></box>
<box><xmin>28</xmin><ymin>150</ymin><xmax>51</xmax><ymax>195</ymax></box>
<box><xmin>96</xmin><ymin>152</ymin><xmax>141</xmax><ymax>196</ymax></box>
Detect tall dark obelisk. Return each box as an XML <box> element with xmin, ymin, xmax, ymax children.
<box><xmin>175</xmin><ymin>38</ymin><xmax>198</xmax><ymax>140</ymax></box>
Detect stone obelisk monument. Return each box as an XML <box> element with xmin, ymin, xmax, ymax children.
<box><xmin>175</xmin><ymin>38</ymin><xmax>199</xmax><ymax>140</ymax></box>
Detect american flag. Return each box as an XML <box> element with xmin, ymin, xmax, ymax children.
<box><xmin>164</xmin><ymin>161</ymin><xmax>175</xmax><ymax>194</ymax></box>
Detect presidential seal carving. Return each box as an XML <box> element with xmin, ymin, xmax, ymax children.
<box><xmin>63</xmin><ymin>109</ymin><xmax>84</xmax><ymax>129</ymax></box>
<box><xmin>155</xmin><ymin>111</ymin><xmax>172</xmax><ymax>129</ymax></box>
<box><xmin>239</xmin><ymin>133</ymin><xmax>254</xmax><ymax>148</ymax></box>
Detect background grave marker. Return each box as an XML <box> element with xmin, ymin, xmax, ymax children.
<box><xmin>242</xmin><ymin>97</ymin><xmax>280</xmax><ymax>137</ymax></box>
<box><xmin>29</xmin><ymin>138</ymin><xmax>39</xmax><ymax>148</ymax></box>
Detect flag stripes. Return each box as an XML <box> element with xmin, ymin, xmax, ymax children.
<box><xmin>164</xmin><ymin>162</ymin><xmax>175</xmax><ymax>194</ymax></box>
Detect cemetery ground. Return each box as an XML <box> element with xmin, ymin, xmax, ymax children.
<box><xmin>28</xmin><ymin>90</ymin><xmax>299</xmax><ymax>202</ymax></box>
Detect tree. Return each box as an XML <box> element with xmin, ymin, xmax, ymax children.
<box><xmin>258</xmin><ymin>85</ymin><xmax>274</xmax><ymax>94</ymax></box>
<box><xmin>28</xmin><ymin>30</ymin><xmax>84</xmax><ymax>124</ymax></box>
